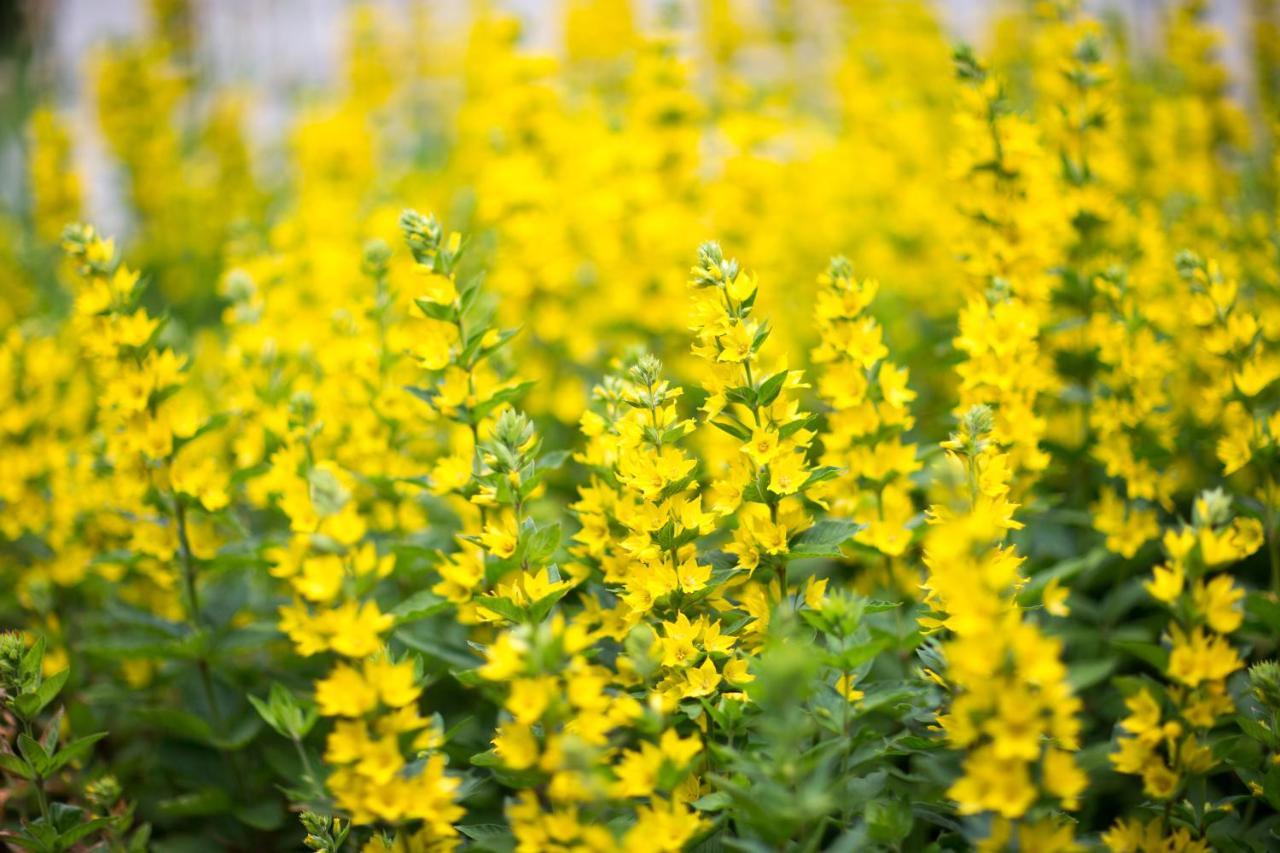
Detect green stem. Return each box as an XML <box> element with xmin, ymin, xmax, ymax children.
<box><xmin>839</xmin><ymin>628</ymin><xmax>853</xmax><ymax>823</ymax></box>
<box><xmin>292</xmin><ymin>736</ymin><xmax>319</xmax><ymax>793</ymax></box>
<box><xmin>20</xmin><ymin>718</ymin><xmax>51</xmax><ymax>822</ymax></box>
<box><xmin>1265</xmin><ymin>484</ymin><xmax>1280</xmax><ymax>595</ymax></box>
<box><xmin>468</xmin><ymin>418</ymin><xmax>488</xmax><ymax>530</ymax></box>
<box><xmin>174</xmin><ymin>496</ymin><xmax>225</xmax><ymax>731</ymax></box>
<box><xmin>33</xmin><ymin>774</ymin><xmax>51</xmax><ymax>822</ymax></box>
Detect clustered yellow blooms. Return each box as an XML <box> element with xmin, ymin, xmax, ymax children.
<box><xmin>572</xmin><ymin>355</ymin><xmax>714</xmax><ymax>634</ymax></box>
<box><xmin>1110</xmin><ymin>490</ymin><xmax>1261</xmax><ymax>807</ymax></box>
<box><xmin>317</xmin><ymin>656</ymin><xmax>460</xmax><ymax>834</ymax></box>
<box><xmin>60</xmin><ymin>225</ymin><xmax>229</xmax><ymax>627</ymax></box>
<box><xmin>1186</xmin><ymin>256</ymin><xmax>1280</xmax><ymax>570</ymax></box>
<box><xmin>1034</xmin><ymin>6</ymin><xmax>1182</xmax><ymax>554</ymax></box>
<box><xmin>922</xmin><ymin>407</ymin><xmax>1084</xmax><ymax>844</ymax></box>
<box><xmin>276</xmin><ymin>211</ymin><xmax>540</xmax><ymax>837</ymax></box>
<box><xmin>948</xmin><ymin>51</ymin><xmax>1062</xmax><ymax>482</ymax></box>
<box><xmin>473</xmin><ymin>613</ymin><xmax>705</xmax><ymax>853</ymax></box>
<box><xmin>687</xmin><ymin>242</ymin><xmax>824</xmax><ymax>598</ymax></box>
<box><xmin>398</xmin><ymin>209</ymin><xmax>534</xmax><ymax>626</ymax></box>
<box><xmin>809</xmin><ymin>256</ymin><xmax>919</xmax><ymax>569</ymax></box>
<box><xmin>6</xmin><ymin>0</ymin><xmax>1280</xmax><ymax>850</ymax></box>
<box><xmin>1087</xmin><ymin>265</ymin><xmax>1175</xmax><ymax>559</ymax></box>
<box><xmin>92</xmin><ymin>3</ymin><xmax>262</xmax><ymax>304</ymax></box>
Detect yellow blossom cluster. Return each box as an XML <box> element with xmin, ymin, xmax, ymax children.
<box><xmin>3</xmin><ymin>1</ymin><xmax>1280</xmax><ymax>851</ymax></box>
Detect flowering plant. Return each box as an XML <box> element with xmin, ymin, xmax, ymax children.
<box><xmin>2</xmin><ymin>1</ymin><xmax>1280</xmax><ymax>850</ymax></box>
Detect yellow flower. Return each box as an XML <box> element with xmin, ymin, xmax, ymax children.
<box><xmin>506</xmin><ymin>677</ymin><xmax>556</xmax><ymax>724</ymax></box>
<box><xmin>743</xmin><ymin>427</ymin><xmax>780</xmax><ymax>466</ymax></box>
<box><xmin>327</xmin><ymin>601</ymin><xmax>394</xmax><ymax>658</ymax></box>
<box><xmin>1145</xmin><ymin>561</ymin><xmax>1184</xmax><ymax>605</ymax></box>
<box><xmin>726</xmin><ymin>271</ymin><xmax>756</xmax><ymax>303</ymax></box>
<box><xmin>623</xmin><ymin>799</ymin><xmax>704</xmax><ymax>853</ymax></box>
<box><xmin>1193</xmin><ymin>575</ymin><xmax>1243</xmax><ymax>634</ymax></box>
<box><xmin>948</xmin><ymin>746</ymin><xmax>1036</xmax><ymax>818</ymax></box>
<box><xmin>716</xmin><ymin>321</ymin><xmax>755</xmax><ymax>363</ymax></box>
<box><xmin>296</xmin><ymin>554</ymin><xmax>346</xmax><ymax>603</ymax></box>
<box><xmin>414</xmin><ymin>268</ymin><xmax>458</xmax><ymax>305</ymax></box>
<box><xmin>364</xmin><ymin>657</ymin><xmax>420</xmax><ymax>708</ymax></box>
<box><xmin>723</xmin><ymin>657</ymin><xmax>755</xmax><ymax>686</ymax></box>
<box><xmin>835</xmin><ymin>673</ymin><xmax>863</xmax><ymax>703</ymax></box>
<box><xmin>766</xmin><ymin>451</ymin><xmax>808</xmax><ymax>495</ymax></box>
<box><xmin>1141</xmin><ymin>760</ymin><xmax>1179</xmax><ymax>799</ymax></box>
<box><xmin>681</xmin><ymin>656</ymin><xmax>721</xmax><ymax>698</ymax></box>
<box><xmin>479</xmin><ymin>632</ymin><xmax>527</xmax><ymax>682</ymax></box>
<box><xmin>1167</xmin><ymin>626</ymin><xmax>1242</xmax><ymax>687</ymax></box>
<box><xmin>1042</xmin><ymin>748</ymin><xmax>1086</xmax><ymax>809</ymax></box>
<box><xmin>480</xmin><ymin>516</ymin><xmax>519</xmax><ymax>558</ymax></box>
<box><xmin>492</xmin><ymin>721</ymin><xmax>539</xmax><ymax>770</ymax></box>
<box><xmin>316</xmin><ymin>663</ymin><xmax>379</xmax><ymax>718</ymax></box>
<box><xmin>1042</xmin><ymin>577</ymin><xmax>1070</xmax><ymax>617</ymax></box>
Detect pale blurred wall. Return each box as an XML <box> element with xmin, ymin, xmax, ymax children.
<box><xmin>7</xmin><ymin>0</ymin><xmax>1256</xmax><ymax>232</ymax></box>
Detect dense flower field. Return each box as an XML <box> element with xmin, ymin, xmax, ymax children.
<box><xmin>3</xmin><ymin>0</ymin><xmax>1280</xmax><ymax>850</ymax></box>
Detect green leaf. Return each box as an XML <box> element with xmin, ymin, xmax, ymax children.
<box><xmin>246</xmin><ymin>693</ymin><xmax>280</xmax><ymax>736</ymax></box>
<box><xmin>394</xmin><ymin>628</ymin><xmax>480</xmax><ymax>670</ymax></box>
<box><xmin>1019</xmin><ymin>546</ymin><xmax>1109</xmax><ymax>602</ymax></box>
<box><xmin>778</xmin><ymin>413</ymin><xmax>817</xmax><ymax>440</ymax></box>
<box><xmin>20</xmin><ymin>636</ymin><xmax>45</xmax><ymax>681</ymax></box>
<box><xmin>799</xmin><ymin>466</ymin><xmax>841</xmax><ymax>491</ymax></box>
<box><xmin>1246</xmin><ymin>592</ymin><xmax>1280</xmax><ymax>634</ymax></box>
<box><xmin>472</xmin><ymin>380</ymin><xmax>536</xmax><ymax>421</ymax></box>
<box><xmin>137</xmin><ymin>708</ymin><xmax>215</xmax><ymax>743</ymax></box>
<box><xmin>865</xmin><ymin>797</ymin><xmax>913</xmax><ymax>844</ymax></box>
<box><xmin>208</xmin><ymin>714</ymin><xmax>263</xmax><ymax>751</ymax></box>
<box><xmin>788</xmin><ymin>519</ymin><xmax>863</xmax><ymax>560</ymax></box>
<box><xmin>26</xmin><ymin>669</ymin><xmax>69</xmax><ymax>718</ymax></box>
<box><xmin>528</xmin><ymin>583</ymin><xmax>573</xmax><ymax>623</ymax></box>
<box><xmin>864</xmin><ymin>600</ymin><xmax>900</xmax><ymax>614</ymax></box>
<box><xmin>751</xmin><ymin>321</ymin><xmax>771</xmax><ymax>352</ymax></box>
<box><xmin>475</xmin><ymin>596</ymin><xmax>524</xmax><ymax>624</ymax></box>
<box><xmin>157</xmin><ymin>787</ymin><xmax>234</xmax><ymax>818</ymax></box>
<box><xmin>710</xmin><ymin>418</ymin><xmax>752</xmax><ymax>442</ymax></box>
<box><xmin>692</xmin><ymin>792</ymin><xmax>732</xmax><ymax>812</ymax></box>
<box><xmin>1238</xmin><ymin>714</ymin><xmax>1278</xmax><ymax>749</ymax></box>
<box><xmin>756</xmin><ymin>370</ymin><xmax>789</xmax><ymax>407</ymax></box>
<box><xmin>126</xmin><ymin>823</ymin><xmax>152</xmax><ymax>853</ymax></box>
<box><xmin>522</xmin><ymin>523</ymin><xmax>561</xmax><ymax>566</ymax></box>
<box><xmin>17</xmin><ymin>733</ymin><xmax>49</xmax><ymax>776</ymax></box>
<box><xmin>233</xmin><ymin>799</ymin><xmax>285</xmax><ymax>831</ymax></box>
<box><xmin>12</xmin><ymin>692</ymin><xmax>42</xmax><ymax>719</ymax></box>
<box><xmin>0</xmin><ymin>751</ymin><xmax>34</xmax><ymax>780</ymax></box>
<box><xmin>1111</xmin><ymin>639</ymin><xmax>1169</xmax><ymax>671</ymax></box>
<box><xmin>2</xmin><ymin>833</ymin><xmax>48</xmax><ymax>852</ymax></box>
<box><xmin>657</xmin><ymin>471</ymin><xmax>700</xmax><ymax>503</ymax></box>
<box><xmin>1265</xmin><ymin>763</ymin><xmax>1280</xmax><ymax>811</ymax></box>
<box><xmin>539</xmin><ymin>449</ymin><xmax>571</xmax><ymax>471</ymax></box>
<box><xmin>391</xmin><ymin>589</ymin><xmax>450</xmax><ymax>626</ymax></box>
<box><xmin>478</xmin><ymin>327</ymin><xmax>522</xmax><ymax>362</ymax></box>
<box><xmin>1068</xmin><ymin>658</ymin><xmax>1116</xmax><ymax>691</ymax></box>
<box><xmin>836</xmin><ymin>639</ymin><xmax>888</xmax><ymax>670</ymax></box>
<box><xmin>265</xmin><ymin>682</ymin><xmax>318</xmax><ymax>739</ymax></box>
<box><xmin>456</xmin><ymin>823</ymin><xmax>516</xmax><ymax>853</ymax></box>
<box><xmin>406</xmin><ymin>385</ymin><xmax>440</xmax><ymax>406</ymax></box>
<box><xmin>308</xmin><ymin>467</ymin><xmax>350</xmax><ymax>516</ymax></box>
<box><xmin>47</xmin><ymin>732</ymin><xmax>107</xmax><ymax>774</ymax></box>
<box><xmin>58</xmin><ymin>816</ymin><xmax>114</xmax><ymax>848</ymax></box>
<box><xmin>413</xmin><ymin>297</ymin><xmax>456</xmax><ymax>321</ymax></box>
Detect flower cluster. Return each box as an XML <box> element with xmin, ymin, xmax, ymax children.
<box><xmin>2</xmin><ymin>1</ymin><xmax>1280</xmax><ymax>851</ymax></box>
<box><xmin>921</xmin><ymin>406</ymin><xmax>1084</xmax><ymax>843</ymax></box>
<box><xmin>809</xmin><ymin>256</ymin><xmax>919</xmax><ymax>575</ymax></box>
